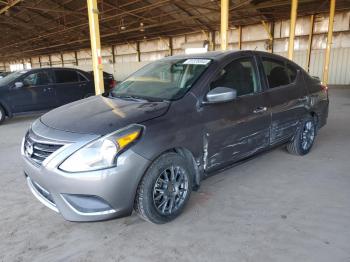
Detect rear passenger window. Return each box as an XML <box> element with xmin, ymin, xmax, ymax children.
<box><xmin>78</xmin><ymin>73</ymin><xmax>88</xmax><ymax>82</ymax></box>
<box><xmin>55</xmin><ymin>70</ymin><xmax>79</xmax><ymax>83</ymax></box>
<box><xmin>262</xmin><ymin>58</ymin><xmax>290</xmax><ymax>88</ymax></box>
<box><xmin>211</xmin><ymin>57</ymin><xmax>259</xmax><ymax>96</ymax></box>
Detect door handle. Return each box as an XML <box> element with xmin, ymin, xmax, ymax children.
<box><xmin>253</xmin><ymin>106</ymin><xmax>267</xmax><ymax>114</ymax></box>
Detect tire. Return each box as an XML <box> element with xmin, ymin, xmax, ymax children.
<box><xmin>134</xmin><ymin>152</ymin><xmax>193</xmax><ymax>224</ymax></box>
<box><xmin>0</xmin><ymin>106</ymin><xmax>5</xmax><ymax>125</ymax></box>
<box><xmin>286</xmin><ymin>116</ymin><xmax>316</xmax><ymax>156</ymax></box>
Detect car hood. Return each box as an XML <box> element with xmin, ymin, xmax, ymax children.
<box><xmin>40</xmin><ymin>95</ymin><xmax>170</xmax><ymax>135</ymax></box>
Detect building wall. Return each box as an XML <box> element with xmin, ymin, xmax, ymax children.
<box><xmin>2</xmin><ymin>11</ymin><xmax>350</xmax><ymax>85</ymax></box>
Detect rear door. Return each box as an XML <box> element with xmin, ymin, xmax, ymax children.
<box><xmin>78</xmin><ymin>72</ymin><xmax>94</xmax><ymax>96</ymax></box>
<box><xmin>8</xmin><ymin>70</ymin><xmax>56</xmax><ymax>112</ymax></box>
<box><xmin>201</xmin><ymin>54</ymin><xmax>271</xmax><ymax>172</ymax></box>
<box><xmin>53</xmin><ymin>69</ymin><xmax>86</xmax><ymax>105</ymax></box>
<box><xmin>258</xmin><ymin>55</ymin><xmax>308</xmax><ymax>145</ymax></box>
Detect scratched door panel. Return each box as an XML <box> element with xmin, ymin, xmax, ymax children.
<box><xmin>259</xmin><ymin>56</ymin><xmax>309</xmax><ymax>145</ymax></box>
<box><xmin>266</xmin><ymin>73</ymin><xmax>308</xmax><ymax>144</ymax></box>
<box><xmin>203</xmin><ymin>92</ymin><xmax>270</xmax><ymax>172</ymax></box>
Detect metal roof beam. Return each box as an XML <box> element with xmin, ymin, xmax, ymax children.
<box><xmin>0</xmin><ymin>0</ymin><xmax>21</xmax><ymax>15</ymax></box>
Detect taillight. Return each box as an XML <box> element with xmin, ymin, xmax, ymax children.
<box><xmin>321</xmin><ymin>84</ymin><xmax>328</xmax><ymax>98</ymax></box>
<box><xmin>109</xmin><ymin>80</ymin><xmax>116</xmax><ymax>89</ymax></box>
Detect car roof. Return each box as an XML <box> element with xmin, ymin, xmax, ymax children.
<box><xmin>32</xmin><ymin>67</ymin><xmax>81</xmax><ymax>71</ymax></box>
<box><xmin>160</xmin><ymin>50</ymin><xmax>285</xmax><ymax>62</ymax></box>
<box><xmin>161</xmin><ymin>50</ymin><xmax>241</xmax><ymax>61</ymax></box>
<box><xmin>15</xmin><ymin>67</ymin><xmax>90</xmax><ymax>75</ymax></box>
<box><xmin>161</xmin><ymin>50</ymin><xmax>303</xmax><ymax>70</ymax></box>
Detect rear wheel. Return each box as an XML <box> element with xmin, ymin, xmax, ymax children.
<box><xmin>134</xmin><ymin>152</ymin><xmax>192</xmax><ymax>224</ymax></box>
<box><xmin>0</xmin><ymin>106</ymin><xmax>6</xmax><ymax>125</ymax></box>
<box><xmin>286</xmin><ymin>116</ymin><xmax>316</xmax><ymax>155</ymax></box>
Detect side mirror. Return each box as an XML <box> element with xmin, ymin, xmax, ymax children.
<box><xmin>204</xmin><ymin>86</ymin><xmax>237</xmax><ymax>104</ymax></box>
<box><xmin>14</xmin><ymin>82</ymin><xmax>24</xmax><ymax>89</ymax></box>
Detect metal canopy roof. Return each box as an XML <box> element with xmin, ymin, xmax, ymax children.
<box><xmin>0</xmin><ymin>0</ymin><xmax>349</xmax><ymax>60</ymax></box>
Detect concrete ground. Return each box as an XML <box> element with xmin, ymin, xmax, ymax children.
<box><xmin>0</xmin><ymin>87</ymin><xmax>350</xmax><ymax>262</ymax></box>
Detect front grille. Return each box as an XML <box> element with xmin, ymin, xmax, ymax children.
<box><xmin>24</xmin><ymin>133</ymin><xmax>63</xmax><ymax>166</ymax></box>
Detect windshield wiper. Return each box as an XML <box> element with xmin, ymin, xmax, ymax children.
<box><xmin>110</xmin><ymin>93</ymin><xmax>145</xmax><ymax>101</ymax></box>
<box><xmin>110</xmin><ymin>93</ymin><xmax>166</xmax><ymax>102</ymax></box>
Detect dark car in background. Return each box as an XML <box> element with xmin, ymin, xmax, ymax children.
<box><xmin>0</xmin><ymin>72</ymin><xmax>10</xmax><ymax>79</ymax></box>
<box><xmin>0</xmin><ymin>68</ymin><xmax>94</xmax><ymax>124</ymax></box>
<box><xmin>22</xmin><ymin>51</ymin><xmax>329</xmax><ymax>224</ymax></box>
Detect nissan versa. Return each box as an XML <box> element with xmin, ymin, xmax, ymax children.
<box><xmin>21</xmin><ymin>51</ymin><xmax>329</xmax><ymax>224</ymax></box>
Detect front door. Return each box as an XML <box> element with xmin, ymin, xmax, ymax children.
<box><xmin>9</xmin><ymin>70</ymin><xmax>56</xmax><ymax>113</ymax></box>
<box><xmin>202</xmin><ymin>55</ymin><xmax>271</xmax><ymax>172</ymax></box>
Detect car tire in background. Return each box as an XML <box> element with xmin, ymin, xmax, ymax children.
<box><xmin>0</xmin><ymin>105</ymin><xmax>5</xmax><ymax>125</ymax></box>
<box><xmin>134</xmin><ymin>152</ymin><xmax>193</xmax><ymax>224</ymax></box>
<box><xmin>83</xmin><ymin>93</ymin><xmax>95</xmax><ymax>99</ymax></box>
<box><xmin>286</xmin><ymin>116</ymin><xmax>316</xmax><ymax>156</ymax></box>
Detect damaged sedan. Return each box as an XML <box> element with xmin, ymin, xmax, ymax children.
<box><xmin>22</xmin><ymin>51</ymin><xmax>329</xmax><ymax>224</ymax></box>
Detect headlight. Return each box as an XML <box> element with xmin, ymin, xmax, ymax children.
<box><xmin>59</xmin><ymin>125</ymin><xmax>142</xmax><ymax>172</ymax></box>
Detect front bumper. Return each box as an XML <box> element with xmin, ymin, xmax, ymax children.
<box><xmin>22</xmin><ymin>121</ymin><xmax>151</xmax><ymax>222</ymax></box>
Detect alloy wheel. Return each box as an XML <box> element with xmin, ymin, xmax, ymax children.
<box><xmin>153</xmin><ymin>165</ymin><xmax>189</xmax><ymax>215</ymax></box>
<box><xmin>301</xmin><ymin>120</ymin><xmax>315</xmax><ymax>150</ymax></box>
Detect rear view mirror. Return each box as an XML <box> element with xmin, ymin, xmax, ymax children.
<box><xmin>204</xmin><ymin>87</ymin><xmax>237</xmax><ymax>104</ymax></box>
<box><xmin>14</xmin><ymin>82</ymin><xmax>24</xmax><ymax>89</ymax></box>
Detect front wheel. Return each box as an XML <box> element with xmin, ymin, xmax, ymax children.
<box><xmin>286</xmin><ymin>116</ymin><xmax>316</xmax><ymax>155</ymax></box>
<box><xmin>134</xmin><ymin>152</ymin><xmax>193</xmax><ymax>224</ymax></box>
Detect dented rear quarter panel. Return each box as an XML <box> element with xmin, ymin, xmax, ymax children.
<box><xmin>303</xmin><ymin>74</ymin><xmax>329</xmax><ymax>128</ymax></box>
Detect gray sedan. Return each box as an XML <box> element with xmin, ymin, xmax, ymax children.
<box><xmin>22</xmin><ymin>51</ymin><xmax>329</xmax><ymax>224</ymax></box>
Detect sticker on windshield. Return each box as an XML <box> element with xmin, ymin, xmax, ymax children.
<box><xmin>183</xmin><ymin>59</ymin><xmax>210</xmax><ymax>65</ymax></box>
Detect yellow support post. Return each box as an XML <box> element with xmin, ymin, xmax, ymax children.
<box><xmin>87</xmin><ymin>0</ymin><xmax>104</xmax><ymax>95</ymax></box>
<box><xmin>305</xmin><ymin>14</ymin><xmax>314</xmax><ymax>72</ymax></box>
<box><xmin>61</xmin><ymin>53</ymin><xmax>64</xmax><ymax>67</ymax></box>
<box><xmin>0</xmin><ymin>0</ymin><xmax>21</xmax><ymax>15</ymax></box>
<box><xmin>261</xmin><ymin>21</ymin><xmax>273</xmax><ymax>53</ymax></box>
<box><xmin>238</xmin><ymin>26</ymin><xmax>242</xmax><ymax>50</ymax></box>
<box><xmin>288</xmin><ymin>0</ymin><xmax>298</xmax><ymax>60</ymax></box>
<box><xmin>210</xmin><ymin>31</ymin><xmax>216</xmax><ymax>51</ymax></box>
<box><xmin>220</xmin><ymin>0</ymin><xmax>229</xmax><ymax>51</ymax></box>
<box><xmin>323</xmin><ymin>0</ymin><xmax>336</xmax><ymax>85</ymax></box>
<box><xmin>169</xmin><ymin>37</ymin><xmax>173</xmax><ymax>56</ymax></box>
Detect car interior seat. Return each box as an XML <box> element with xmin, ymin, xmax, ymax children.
<box><xmin>268</xmin><ymin>66</ymin><xmax>289</xmax><ymax>88</ymax></box>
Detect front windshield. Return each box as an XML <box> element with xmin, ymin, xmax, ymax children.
<box><xmin>0</xmin><ymin>71</ymin><xmax>27</xmax><ymax>86</ymax></box>
<box><xmin>111</xmin><ymin>58</ymin><xmax>211</xmax><ymax>101</ymax></box>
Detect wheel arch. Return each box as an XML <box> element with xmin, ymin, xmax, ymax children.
<box><xmin>144</xmin><ymin>147</ymin><xmax>202</xmax><ymax>191</ymax></box>
<box><xmin>173</xmin><ymin>147</ymin><xmax>201</xmax><ymax>190</ymax></box>
<box><xmin>0</xmin><ymin>100</ymin><xmax>12</xmax><ymax>117</ymax></box>
<box><xmin>309</xmin><ymin>111</ymin><xmax>319</xmax><ymax>129</ymax></box>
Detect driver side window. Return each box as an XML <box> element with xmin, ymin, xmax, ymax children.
<box><xmin>23</xmin><ymin>71</ymin><xmax>52</xmax><ymax>86</ymax></box>
<box><xmin>211</xmin><ymin>57</ymin><xmax>259</xmax><ymax>96</ymax></box>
